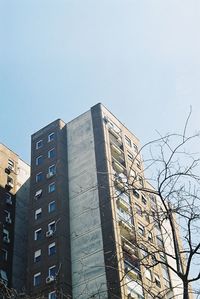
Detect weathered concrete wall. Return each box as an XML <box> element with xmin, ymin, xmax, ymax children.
<box><xmin>12</xmin><ymin>159</ymin><xmax>30</xmax><ymax>291</ymax></box>
<box><xmin>67</xmin><ymin>111</ymin><xmax>108</xmax><ymax>299</ymax></box>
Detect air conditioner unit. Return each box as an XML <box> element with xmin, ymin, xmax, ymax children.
<box><xmin>34</xmin><ymin>189</ymin><xmax>42</xmax><ymax>199</ymax></box>
<box><xmin>46</xmin><ymin>230</ymin><xmax>54</xmax><ymax>237</ymax></box>
<box><xmin>3</xmin><ymin>236</ymin><xmax>10</xmax><ymax>244</ymax></box>
<box><xmin>46</xmin><ymin>172</ymin><xmax>54</xmax><ymax>179</ymax></box>
<box><xmin>6</xmin><ymin>216</ymin><xmax>12</xmax><ymax>224</ymax></box>
<box><xmin>46</xmin><ymin>276</ymin><xmax>55</xmax><ymax>284</ymax></box>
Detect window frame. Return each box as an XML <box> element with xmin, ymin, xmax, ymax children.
<box><xmin>48</xmin><ymin>201</ymin><xmax>56</xmax><ymax>213</ymax></box>
<box><xmin>8</xmin><ymin>159</ymin><xmax>14</xmax><ymax>170</ymax></box>
<box><xmin>36</xmin><ymin>155</ymin><xmax>43</xmax><ymax>166</ymax></box>
<box><xmin>138</xmin><ymin>223</ymin><xmax>145</xmax><ymax>236</ymax></box>
<box><xmin>36</xmin><ymin>172</ymin><xmax>43</xmax><ymax>183</ymax></box>
<box><xmin>35</xmin><ymin>208</ymin><xmax>42</xmax><ymax>220</ymax></box>
<box><xmin>48</xmin><ymin>265</ymin><xmax>56</xmax><ymax>277</ymax></box>
<box><xmin>48</xmin><ymin>242</ymin><xmax>56</xmax><ymax>256</ymax></box>
<box><xmin>48</xmin><ymin>182</ymin><xmax>56</xmax><ymax>193</ymax></box>
<box><xmin>33</xmin><ymin>272</ymin><xmax>41</xmax><ymax>286</ymax></box>
<box><xmin>48</xmin><ymin>164</ymin><xmax>56</xmax><ymax>175</ymax></box>
<box><xmin>36</xmin><ymin>140</ymin><xmax>43</xmax><ymax>149</ymax></box>
<box><xmin>48</xmin><ymin>132</ymin><xmax>55</xmax><ymax>142</ymax></box>
<box><xmin>48</xmin><ymin>148</ymin><xmax>56</xmax><ymax>159</ymax></box>
<box><xmin>34</xmin><ymin>228</ymin><xmax>42</xmax><ymax>241</ymax></box>
<box><xmin>34</xmin><ymin>249</ymin><xmax>41</xmax><ymax>263</ymax></box>
<box><xmin>125</xmin><ymin>135</ymin><xmax>132</xmax><ymax>147</ymax></box>
<box><xmin>1</xmin><ymin>249</ymin><xmax>8</xmax><ymax>261</ymax></box>
<box><xmin>48</xmin><ymin>221</ymin><xmax>56</xmax><ymax>232</ymax></box>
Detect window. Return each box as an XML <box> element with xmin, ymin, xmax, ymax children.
<box><xmin>140</xmin><ymin>246</ymin><xmax>148</xmax><ymax>258</ymax></box>
<box><xmin>162</xmin><ymin>265</ymin><xmax>170</xmax><ymax>287</ymax></box>
<box><xmin>48</xmin><ymin>182</ymin><xmax>56</xmax><ymax>193</ymax></box>
<box><xmin>35</xmin><ymin>208</ymin><xmax>42</xmax><ymax>220</ymax></box>
<box><xmin>48</xmin><ymin>164</ymin><xmax>56</xmax><ymax>175</ymax></box>
<box><xmin>36</xmin><ymin>140</ymin><xmax>43</xmax><ymax>149</ymax></box>
<box><xmin>4</xmin><ymin>210</ymin><xmax>11</xmax><ymax>223</ymax></box>
<box><xmin>8</xmin><ymin>159</ymin><xmax>14</xmax><ymax>170</ymax></box>
<box><xmin>48</xmin><ymin>132</ymin><xmax>55</xmax><ymax>142</ymax></box>
<box><xmin>150</xmin><ymin>194</ymin><xmax>157</xmax><ymax>205</ymax></box>
<box><xmin>135</xmin><ymin>204</ymin><xmax>142</xmax><ymax>216</ymax></box>
<box><xmin>141</xmin><ymin>194</ymin><xmax>147</xmax><ymax>205</ymax></box>
<box><xmin>144</xmin><ymin>269</ymin><xmax>152</xmax><ymax>281</ymax></box>
<box><xmin>34</xmin><ymin>249</ymin><xmax>41</xmax><ymax>263</ymax></box>
<box><xmin>136</xmin><ymin>159</ymin><xmax>141</xmax><ymax>169</ymax></box>
<box><xmin>48</xmin><ymin>148</ymin><xmax>56</xmax><ymax>159</ymax></box>
<box><xmin>160</xmin><ymin>252</ymin><xmax>166</xmax><ymax>262</ymax></box>
<box><xmin>147</xmin><ymin>231</ymin><xmax>153</xmax><ymax>242</ymax></box>
<box><xmin>117</xmin><ymin>207</ymin><xmax>133</xmax><ymax>225</ymax></box>
<box><xmin>48</xmin><ymin>221</ymin><xmax>56</xmax><ymax>232</ymax></box>
<box><xmin>132</xmin><ymin>143</ymin><xmax>138</xmax><ymax>153</ymax></box>
<box><xmin>138</xmin><ymin>175</ymin><xmax>143</xmax><ymax>186</ymax></box>
<box><xmin>33</xmin><ymin>272</ymin><xmax>41</xmax><ymax>286</ymax></box>
<box><xmin>5</xmin><ymin>193</ymin><xmax>12</xmax><ymax>205</ymax></box>
<box><xmin>36</xmin><ymin>172</ymin><xmax>43</xmax><ymax>183</ymax></box>
<box><xmin>138</xmin><ymin>224</ymin><xmax>145</xmax><ymax>236</ymax></box>
<box><xmin>49</xmin><ymin>291</ymin><xmax>56</xmax><ymax>299</ymax></box>
<box><xmin>34</xmin><ymin>189</ymin><xmax>42</xmax><ymax>199</ymax></box>
<box><xmin>0</xmin><ymin>270</ymin><xmax>8</xmax><ymax>284</ymax></box>
<box><xmin>48</xmin><ymin>242</ymin><xmax>56</xmax><ymax>256</ymax></box>
<box><xmin>154</xmin><ymin>273</ymin><xmax>161</xmax><ymax>287</ymax></box>
<box><xmin>4</xmin><ymin>210</ymin><xmax>10</xmax><ymax>217</ymax></box>
<box><xmin>36</xmin><ymin>155</ymin><xmax>43</xmax><ymax>166</ymax></box>
<box><xmin>133</xmin><ymin>189</ymin><xmax>140</xmax><ymax>199</ymax></box>
<box><xmin>1</xmin><ymin>249</ymin><xmax>8</xmax><ymax>261</ymax></box>
<box><xmin>144</xmin><ymin>213</ymin><xmax>150</xmax><ymax>223</ymax></box>
<box><xmin>7</xmin><ymin>176</ymin><xmax>14</xmax><ymax>187</ymax></box>
<box><xmin>125</xmin><ymin>136</ymin><xmax>132</xmax><ymax>147</ymax></box>
<box><xmin>156</xmin><ymin>236</ymin><xmax>164</xmax><ymax>248</ymax></box>
<box><xmin>34</xmin><ymin>229</ymin><xmax>42</xmax><ymax>241</ymax></box>
<box><xmin>129</xmin><ymin>169</ymin><xmax>136</xmax><ymax>179</ymax></box>
<box><xmin>127</xmin><ymin>151</ymin><xmax>133</xmax><ymax>161</ymax></box>
<box><xmin>49</xmin><ymin>265</ymin><xmax>56</xmax><ymax>277</ymax></box>
<box><xmin>116</xmin><ymin>190</ymin><xmax>130</xmax><ymax>205</ymax></box>
<box><xmin>49</xmin><ymin>201</ymin><xmax>56</xmax><ymax>213</ymax></box>
<box><xmin>3</xmin><ymin>229</ymin><xmax>9</xmax><ymax>243</ymax></box>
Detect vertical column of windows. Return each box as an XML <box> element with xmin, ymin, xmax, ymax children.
<box><xmin>33</xmin><ymin>131</ymin><xmax>58</xmax><ymax>289</ymax></box>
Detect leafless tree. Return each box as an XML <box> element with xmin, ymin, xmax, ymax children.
<box><xmin>114</xmin><ymin>112</ymin><xmax>200</xmax><ymax>299</ymax></box>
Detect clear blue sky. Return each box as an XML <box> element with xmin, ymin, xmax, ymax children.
<box><xmin>0</xmin><ymin>0</ymin><xmax>200</xmax><ymax>163</ymax></box>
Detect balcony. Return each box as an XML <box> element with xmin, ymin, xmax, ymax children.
<box><xmin>124</xmin><ymin>264</ymin><xmax>139</xmax><ymax>280</ymax></box>
<box><xmin>109</xmin><ymin>132</ymin><xmax>123</xmax><ymax>149</ymax></box>
<box><xmin>124</xmin><ymin>254</ymin><xmax>140</xmax><ymax>278</ymax></box>
<box><xmin>122</xmin><ymin>237</ymin><xmax>138</xmax><ymax>258</ymax></box>
<box><xmin>117</xmin><ymin>197</ymin><xmax>130</xmax><ymax>212</ymax></box>
<box><xmin>112</xmin><ymin>157</ymin><xmax>126</xmax><ymax>174</ymax></box>
<box><xmin>119</xmin><ymin>219</ymin><xmax>135</xmax><ymax>241</ymax></box>
<box><xmin>111</xmin><ymin>142</ymin><xmax>122</xmax><ymax>155</ymax></box>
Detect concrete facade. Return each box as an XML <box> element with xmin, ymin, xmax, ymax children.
<box><xmin>0</xmin><ymin>144</ymin><xmax>30</xmax><ymax>290</ymax></box>
<box><xmin>67</xmin><ymin>111</ymin><xmax>108</xmax><ymax>298</ymax></box>
<box><xmin>26</xmin><ymin>103</ymin><xmax>185</xmax><ymax>299</ymax></box>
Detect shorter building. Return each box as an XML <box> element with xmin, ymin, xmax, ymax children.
<box><xmin>0</xmin><ymin>144</ymin><xmax>30</xmax><ymax>290</ymax></box>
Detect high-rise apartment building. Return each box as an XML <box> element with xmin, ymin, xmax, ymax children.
<box><xmin>0</xmin><ymin>144</ymin><xmax>30</xmax><ymax>290</ymax></box>
<box><xmin>27</xmin><ymin>103</ymin><xmax>183</xmax><ymax>299</ymax></box>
